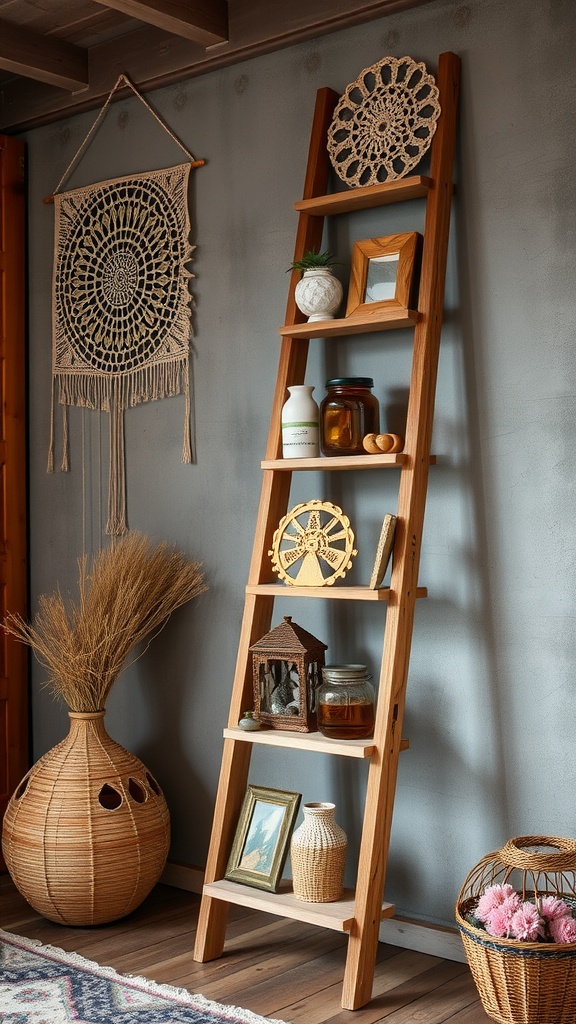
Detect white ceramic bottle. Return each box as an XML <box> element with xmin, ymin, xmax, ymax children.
<box><xmin>281</xmin><ymin>385</ymin><xmax>320</xmax><ymax>458</ymax></box>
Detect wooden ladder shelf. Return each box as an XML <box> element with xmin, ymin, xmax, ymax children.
<box><xmin>193</xmin><ymin>51</ymin><xmax>461</xmax><ymax>1010</ymax></box>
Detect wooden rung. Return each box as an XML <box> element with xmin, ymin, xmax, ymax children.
<box><xmin>260</xmin><ymin>454</ymin><xmax>437</xmax><ymax>470</ymax></box>
<box><xmin>245</xmin><ymin>584</ymin><xmax>427</xmax><ymax>601</ymax></box>
<box><xmin>202</xmin><ymin>878</ymin><xmax>395</xmax><ymax>932</ymax></box>
<box><xmin>294</xmin><ymin>176</ymin><xmax>432</xmax><ymax>216</ymax></box>
<box><xmin>224</xmin><ymin>727</ymin><xmax>375</xmax><ymax>757</ymax></box>
<box><xmin>223</xmin><ymin>727</ymin><xmax>410</xmax><ymax>758</ymax></box>
<box><xmin>261</xmin><ymin>453</ymin><xmax>407</xmax><ymax>470</ymax></box>
<box><xmin>279</xmin><ymin>308</ymin><xmax>419</xmax><ymax>339</ymax></box>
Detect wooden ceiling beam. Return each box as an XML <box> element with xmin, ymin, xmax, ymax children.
<box><xmin>0</xmin><ymin>0</ymin><xmax>438</xmax><ymax>132</ymax></box>
<box><xmin>93</xmin><ymin>0</ymin><xmax>228</xmax><ymax>46</ymax></box>
<box><xmin>0</xmin><ymin>18</ymin><xmax>89</xmax><ymax>91</ymax></box>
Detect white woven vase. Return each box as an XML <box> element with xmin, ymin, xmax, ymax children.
<box><xmin>294</xmin><ymin>269</ymin><xmax>343</xmax><ymax>322</ymax></box>
<box><xmin>291</xmin><ymin>801</ymin><xmax>347</xmax><ymax>902</ymax></box>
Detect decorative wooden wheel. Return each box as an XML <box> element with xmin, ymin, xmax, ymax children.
<box><xmin>269</xmin><ymin>500</ymin><xmax>357</xmax><ymax>587</ymax></box>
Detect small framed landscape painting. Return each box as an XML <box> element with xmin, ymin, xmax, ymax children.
<box><xmin>225</xmin><ymin>785</ymin><xmax>301</xmax><ymax>892</ymax></box>
<box><xmin>346</xmin><ymin>231</ymin><xmax>421</xmax><ymax>318</ymax></box>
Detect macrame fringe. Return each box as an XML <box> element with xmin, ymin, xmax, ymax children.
<box><xmin>51</xmin><ymin>359</ymin><xmax>192</xmax><ymax>536</ymax></box>
<box><xmin>107</xmin><ymin>383</ymin><xmax>126</xmax><ymax>536</ymax></box>
<box><xmin>54</xmin><ymin>359</ymin><xmax>189</xmax><ymax>413</ymax></box>
<box><xmin>47</xmin><ymin>381</ymin><xmax>70</xmax><ymax>473</ymax></box>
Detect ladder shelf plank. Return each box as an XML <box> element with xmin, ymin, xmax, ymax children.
<box><xmin>261</xmin><ymin>454</ymin><xmax>437</xmax><ymax>470</ymax></box>
<box><xmin>262</xmin><ymin>453</ymin><xmax>406</xmax><ymax>470</ymax></box>
<box><xmin>280</xmin><ymin>307</ymin><xmax>419</xmax><ymax>339</ymax></box>
<box><xmin>224</xmin><ymin>726</ymin><xmax>409</xmax><ymax>758</ymax></box>
<box><xmin>202</xmin><ymin>878</ymin><xmax>395</xmax><ymax>933</ymax></box>
<box><xmin>246</xmin><ymin>584</ymin><xmax>427</xmax><ymax>601</ymax></box>
<box><xmin>294</xmin><ymin>175</ymin><xmax>432</xmax><ymax>216</ymax></box>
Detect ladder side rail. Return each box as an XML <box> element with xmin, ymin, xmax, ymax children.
<box><xmin>342</xmin><ymin>51</ymin><xmax>461</xmax><ymax>1009</ymax></box>
<box><xmin>193</xmin><ymin>593</ymin><xmax>269</xmax><ymax>962</ymax></box>
<box><xmin>265</xmin><ymin>86</ymin><xmax>339</xmax><ymax>462</ymax></box>
<box><xmin>193</xmin><ymin>86</ymin><xmax>337</xmax><ymax>964</ymax></box>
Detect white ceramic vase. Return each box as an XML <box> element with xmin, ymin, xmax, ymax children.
<box><xmin>294</xmin><ymin>268</ymin><xmax>343</xmax><ymax>321</ymax></box>
<box><xmin>281</xmin><ymin>385</ymin><xmax>320</xmax><ymax>458</ymax></box>
<box><xmin>291</xmin><ymin>801</ymin><xmax>348</xmax><ymax>902</ymax></box>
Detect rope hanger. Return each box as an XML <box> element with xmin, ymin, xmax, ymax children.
<box><xmin>44</xmin><ymin>72</ymin><xmax>204</xmax><ymax>203</ymax></box>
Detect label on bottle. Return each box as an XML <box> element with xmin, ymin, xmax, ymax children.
<box><xmin>282</xmin><ymin>422</ymin><xmax>319</xmax><ymax>458</ymax></box>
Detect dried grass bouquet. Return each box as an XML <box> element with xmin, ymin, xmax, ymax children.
<box><xmin>3</xmin><ymin>532</ymin><xmax>207</xmax><ymax>712</ymax></box>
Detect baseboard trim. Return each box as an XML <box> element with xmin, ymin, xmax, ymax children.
<box><xmin>161</xmin><ymin>861</ymin><xmax>466</xmax><ymax>964</ymax></box>
<box><xmin>378</xmin><ymin>915</ymin><xmax>466</xmax><ymax>963</ymax></box>
<box><xmin>161</xmin><ymin>861</ymin><xmax>204</xmax><ymax>893</ymax></box>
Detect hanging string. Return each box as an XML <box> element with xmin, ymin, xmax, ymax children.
<box><xmin>106</xmin><ymin>379</ymin><xmax>128</xmax><ymax>536</ymax></box>
<box><xmin>47</xmin><ymin>72</ymin><xmax>204</xmax><ymax>202</ymax></box>
<box><xmin>81</xmin><ymin>409</ymin><xmax>86</xmax><ymax>559</ymax></box>
<box><xmin>47</xmin><ymin>378</ymin><xmax>55</xmax><ymax>473</ymax></box>
<box><xmin>61</xmin><ymin>406</ymin><xmax>70</xmax><ymax>472</ymax></box>
<box><xmin>182</xmin><ymin>370</ymin><xmax>192</xmax><ymax>464</ymax></box>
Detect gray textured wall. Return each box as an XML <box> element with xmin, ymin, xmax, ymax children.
<box><xmin>20</xmin><ymin>0</ymin><xmax>576</xmax><ymax>929</ymax></box>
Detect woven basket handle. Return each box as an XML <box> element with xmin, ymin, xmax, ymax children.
<box><xmin>499</xmin><ymin>835</ymin><xmax>576</xmax><ymax>872</ymax></box>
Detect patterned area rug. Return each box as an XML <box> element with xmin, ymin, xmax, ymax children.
<box><xmin>0</xmin><ymin>929</ymin><xmax>288</xmax><ymax>1024</ymax></box>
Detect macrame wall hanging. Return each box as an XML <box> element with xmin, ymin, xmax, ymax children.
<box><xmin>48</xmin><ymin>74</ymin><xmax>204</xmax><ymax>535</ymax></box>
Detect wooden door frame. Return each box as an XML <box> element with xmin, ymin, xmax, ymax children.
<box><xmin>0</xmin><ymin>134</ymin><xmax>29</xmax><ymax>867</ymax></box>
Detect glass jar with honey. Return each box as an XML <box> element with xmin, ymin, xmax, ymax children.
<box><xmin>317</xmin><ymin>664</ymin><xmax>375</xmax><ymax>739</ymax></box>
<box><xmin>320</xmin><ymin>378</ymin><xmax>380</xmax><ymax>456</ymax></box>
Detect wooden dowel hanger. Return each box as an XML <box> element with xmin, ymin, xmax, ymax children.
<box><xmin>43</xmin><ymin>72</ymin><xmax>205</xmax><ymax>204</ymax></box>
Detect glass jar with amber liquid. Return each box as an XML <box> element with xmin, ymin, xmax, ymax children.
<box><xmin>317</xmin><ymin>665</ymin><xmax>375</xmax><ymax>739</ymax></box>
<box><xmin>320</xmin><ymin>377</ymin><xmax>380</xmax><ymax>456</ymax></box>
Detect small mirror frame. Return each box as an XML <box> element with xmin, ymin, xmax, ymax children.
<box><xmin>346</xmin><ymin>231</ymin><xmax>421</xmax><ymax>318</ymax></box>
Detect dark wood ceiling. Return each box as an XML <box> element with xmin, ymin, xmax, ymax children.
<box><xmin>0</xmin><ymin>0</ymin><xmax>436</xmax><ymax>133</ymax></box>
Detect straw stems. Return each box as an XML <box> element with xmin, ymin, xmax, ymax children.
<box><xmin>3</xmin><ymin>532</ymin><xmax>206</xmax><ymax>711</ymax></box>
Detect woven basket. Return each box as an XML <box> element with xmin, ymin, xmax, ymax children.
<box><xmin>2</xmin><ymin>711</ymin><xmax>170</xmax><ymax>925</ymax></box>
<box><xmin>455</xmin><ymin>835</ymin><xmax>576</xmax><ymax>1024</ymax></box>
<box><xmin>291</xmin><ymin>802</ymin><xmax>347</xmax><ymax>902</ymax></box>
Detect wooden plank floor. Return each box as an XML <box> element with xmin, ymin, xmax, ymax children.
<box><xmin>0</xmin><ymin>875</ymin><xmax>491</xmax><ymax>1023</ymax></box>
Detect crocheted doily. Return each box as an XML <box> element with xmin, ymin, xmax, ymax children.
<box><xmin>53</xmin><ymin>164</ymin><xmax>192</xmax><ymax>377</ymax></box>
<box><xmin>52</xmin><ymin>162</ymin><xmax>194</xmax><ymax>534</ymax></box>
<box><xmin>327</xmin><ymin>56</ymin><xmax>441</xmax><ymax>186</ymax></box>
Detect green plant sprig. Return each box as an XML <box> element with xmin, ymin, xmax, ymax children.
<box><xmin>287</xmin><ymin>249</ymin><xmax>339</xmax><ymax>273</ymax></box>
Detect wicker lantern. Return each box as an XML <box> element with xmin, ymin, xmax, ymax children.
<box><xmin>250</xmin><ymin>616</ymin><xmax>327</xmax><ymax>732</ymax></box>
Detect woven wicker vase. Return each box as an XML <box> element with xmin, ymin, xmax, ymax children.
<box><xmin>291</xmin><ymin>801</ymin><xmax>347</xmax><ymax>902</ymax></box>
<box><xmin>456</xmin><ymin>835</ymin><xmax>576</xmax><ymax>1024</ymax></box>
<box><xmin>1</xmin><ymin>710</ymin><xmax>170</xmax><ymax>926</ymax></box>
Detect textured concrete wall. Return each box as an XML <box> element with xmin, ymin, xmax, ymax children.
<box><xmin>20</xmin><ymin>0</ymin><xmax>576</xmax><ymax>927</ymax></box>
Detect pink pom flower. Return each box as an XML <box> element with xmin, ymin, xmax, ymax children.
<box><xmin>540</xmin><ymin>896</ymin><xmax>570</xmax><ymax>921</ymax></box>
<box><xmin>485</xmin><ymin>895</ymin><xmax>522</xmax><ymax>938</ymax></box>
<box><xmin>510</xmin><ymin>902</ymin><xmax>544</xmax><ymax>941</ymax></box>
<box><xmin>550</xmin><ymin>915</ymin><xmax>576</xmax><ymax>943</ymax></box>
<box><xmin>473</xmin><ymin>884</ymin><xmax>576</xmax><ymax>943</ymax></box>
<box><xmin>476</xmin><ymin>883</ymin><xmax>518</xmax><ymax>923</ymax></box>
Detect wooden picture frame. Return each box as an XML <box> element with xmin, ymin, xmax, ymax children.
<box><xmin>225</xmin><ymin>785</ymin><xmax>301</xmax><ymax>892</ymax></box>
<box><xmin>346</xmin><ymin>232</ymin><xmax>421</xmax><ymax>317</ymax></box>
